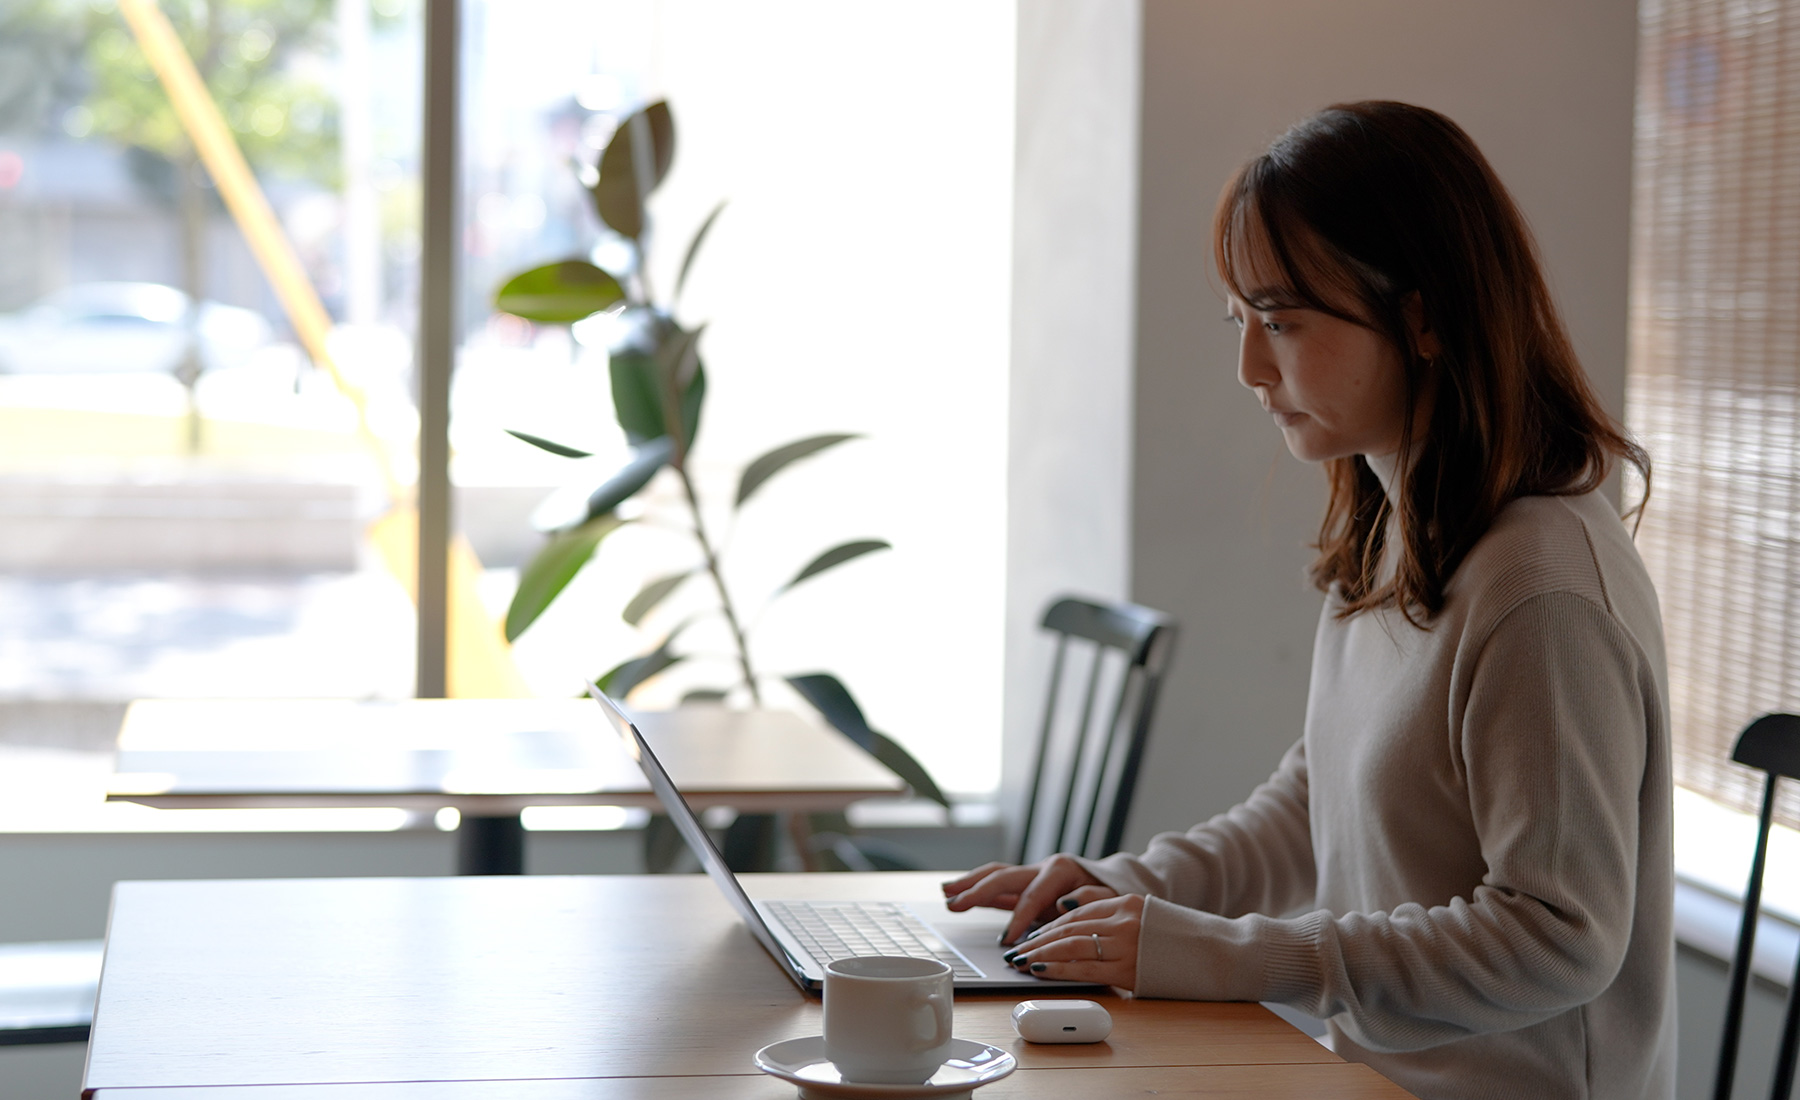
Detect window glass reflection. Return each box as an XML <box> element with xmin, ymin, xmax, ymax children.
<box><xmin>0</xmin><ymin>0</ymin><xmax>423</xmax><ymax>737</ymax></box>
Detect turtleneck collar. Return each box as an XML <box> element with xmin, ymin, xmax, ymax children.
<box><xmin>1363</xmin><ymin>451</ymin><xmax>1400</xmax><ymax>498</ymax></box>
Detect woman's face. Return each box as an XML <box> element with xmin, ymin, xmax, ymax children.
<box><xmin>1227</xmin><ymin>293</ymin><xmax>1411</xmax><ymax>464</ymax></box>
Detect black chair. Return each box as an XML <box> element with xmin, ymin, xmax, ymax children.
<box><xmin>1713</xmin><ymin>713</ymin><xmax>1800</xmax><ymax>1100</ymax></box>
<box><xmin>0</xmin><ymin>938</ymin><xmax>102</xmax><ymax>1047</ymax></box>
<box><xmin>1015</xmin><ymin>596</ymin><xmax>1178</xmax><ymax>864</ymax></box>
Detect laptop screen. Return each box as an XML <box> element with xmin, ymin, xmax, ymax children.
<box><xmin>584</xmin><ymin>683</ymin><xmax>807</xmax><ymax>987</ymax></box>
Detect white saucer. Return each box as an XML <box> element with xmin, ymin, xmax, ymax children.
<box><xmin>753</xmin><ymin>1036</ymin><xmax>1016</xmax><ymax>1100</ymax></box>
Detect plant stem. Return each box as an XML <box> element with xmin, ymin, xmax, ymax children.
<box><xmin>673</xmin><ymin>461</ymin><xmax>762</xmax><ymax>705</ymax></box>
<box><xmin>644</xmin><ymin>229</ymin><xmax>749</xmax><ymax>703</ymax></box>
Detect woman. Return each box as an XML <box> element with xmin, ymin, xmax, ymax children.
<box><xmin>943</xmin><ymin>101</ymin><xmax>1674</xmax><ymax>1100</ymax></box>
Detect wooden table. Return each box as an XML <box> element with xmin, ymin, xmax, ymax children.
<box><xmin>81</xmin><ymin>872</ymin><xmax>1416</xmax><ymax>1099</ymax></box>
<box><xmin>106</xmin><ymin>699</ymin><xmax>904</xmax><ymax>874</ymax></box>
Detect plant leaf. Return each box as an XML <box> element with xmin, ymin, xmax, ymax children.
<box><xmin>505</xmin><ymin>429</ymin><xmax>591</xmax><ymax>459</ymax></box>
<box><xmin>504</xmin><ymin>514</ymin><xmax>625</xmax><ymax>642</ymax></box>
<box><xmin>596</xmin><ymin>645</ymin><xmax>685</xmax><ymax>700</ymax></box>
<box><xmin>786</xmin><ymin>673</ymin><xmax>949</xmax><ymax>808</ymax></box>
<box><xmin>623</xmin><ymin>570</ymin><xmax>690</xmax><ymax>626</ymax></box>
<box><xmin>680</xmin><ymin>688</ymin><xmax>729</xmax><ymax>705</ymax></box>
<box><xmin>867</xmin><ymin>730</ymin><xmax>951</xmax><ymax>809</ymax></box>
<box><xmin>785</xmin><ymin>672</ymin><xmax>876</xmax><ymax>753</ymax></box>
<box><xmin>673</xmin><ymin>200</ymin><xmax>727</xmax><ymax>306</ymax></box>
<box><xmin>592</xmin><ymin>100</ymin><xmax>674</xmax><ymax>239</ymax></box>
<box><xmin>783</xmin><ymin>539</ymin><xmax>891</xmax><ymax>591</ymax></box>
<box><xmin>582</xmin><ymin>437</ymin><xmax>673</xmax><ymax>523</ymax></box>
<box><xmin>493</xmin><ymin>260</ymin><xmax>625</xmax><ymax>323</ymax></box>
<box><xmin>609</xmin><ymin>345</ymin><xmax>665</xmax><ymax>446</ymax></box>
<box><xmin>598</xmin><ymin>619</ymin><xmax>694</xmax><ymax>698</ymax></box>
<box><xmin>736</xmin><ymin>433</ymin><xmax>860</xmax><ymax>508</ymax></box>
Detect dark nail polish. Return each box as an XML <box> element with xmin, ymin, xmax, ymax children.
<box><xmin>1030</xmin><ymin>962</ymin><xmax>1047</xmax><ymax>973</ymax></box>
<box><xmin>997</xmin><ymin>933</ymin><xmax>1014</xmax><ymax>947</ymax></box>
<box><xmin>1001</xmin><ymin>950</ymin><xmax>1017</xmax><ymax>963</ymax></box>
<box><xmin>1059</xmin><ymin>897</ymin><xmax>1079</xmax><ymax>912</ymax></box>
<box><xmin>1012</xmin><ymin>956</ymin><xmax>1030</xmax><ymax>969</ymax></box>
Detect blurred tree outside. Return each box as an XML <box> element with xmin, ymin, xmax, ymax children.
<box><xmin>0</xmin><ymin>4</ymin><xmax>87</xmax><ymax>132</ymax></box>
<box><xmin>4</xmin><ymin>0</ymin><xmax>343</xmax><ymax>449</ymax></box>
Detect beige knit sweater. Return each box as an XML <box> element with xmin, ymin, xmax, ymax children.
<box><xmin>1081</xmin><ymin>488</ymin><xmax>1675</xmax><ymax>1100</ymax></box>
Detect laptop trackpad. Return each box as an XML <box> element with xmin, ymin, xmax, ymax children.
<box><xmin>909</xmin><ymin>902</ymin><xmax>1018</xmax><ymax>977</ymax></box>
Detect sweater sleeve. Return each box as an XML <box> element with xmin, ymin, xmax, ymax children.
<box><xmin>1126</xmin><ymin>591</ymin><xmax>1656</xmax><ymax>1053</ymax></box>
<box><xmin>1073</xmin><ymin>739</ymin><xmax>1316</xmax><ymax>920</ymax></box>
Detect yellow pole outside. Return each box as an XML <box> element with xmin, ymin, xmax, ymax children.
<box><xmin>118</xmin><ymin>0</ymin><xmax>528</xmax><ymax>698</ymax></box>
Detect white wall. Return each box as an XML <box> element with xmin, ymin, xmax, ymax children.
<box><xmin>1003</xmin><ymin>2</ymin><xmax>1140</xmax><ymax>838</ymax></box>
<box><xmin>645</xmin><ymin>2</ymin><xmax>1017</xmax><ymax>797</ymax></box>
<box><xmin>1124</xmin><ymin>0</ymin><xmax>1640</xmax><ymax>844</ymax></box>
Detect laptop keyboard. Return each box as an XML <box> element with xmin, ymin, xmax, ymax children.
<box><xmin>765</xmin><ymin>900</ymin><xmax>983</xmax><ymax>980</ymax></box>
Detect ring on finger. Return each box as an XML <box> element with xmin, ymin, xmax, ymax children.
<box><xmin>1092</xmin><ymin>933</ymin><xmax>1102</xmax><ymax>961</ymax></box>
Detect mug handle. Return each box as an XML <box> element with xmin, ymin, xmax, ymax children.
<box><xmin>916</xmin><ymin>989</ymin><xmax>952</xmax><ymax>1048</ymax></box>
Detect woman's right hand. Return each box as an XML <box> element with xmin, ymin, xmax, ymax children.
<box><xmin>941</xmin><ymin>855</ymin><xmax>1119</xmax><ymax>947</ymax></box>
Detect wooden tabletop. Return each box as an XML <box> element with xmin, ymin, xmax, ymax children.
<box><xmin>83</xmin><ymin>872</ymin><xmax>1415</xmax><ymax>1098</ymax></box>
<box><xmin>88</xmin><ymin>1062</ymin><xmax>1413</xmax><ymax>1098</ymax></box>
<box><xmin>106</xmin><ymin>699</ymin><xmax>904</xmax><ymax>814</ymax></box>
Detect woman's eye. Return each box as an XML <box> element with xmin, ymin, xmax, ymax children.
<box><xmin>1262</xmin><ymin>321</ymin><xmax>1285</xmax><ymax>334</ymax></box>
<box><xmin>1224</xmin><ymin>315</ymin><xmax>1244</xmax><ymax>330</ymax></box>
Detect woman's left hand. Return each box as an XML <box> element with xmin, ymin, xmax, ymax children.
<box><xmin>1001</xmin><ymin>893</ymin><xmax>1145</xmax><ymax>990</ymax></box>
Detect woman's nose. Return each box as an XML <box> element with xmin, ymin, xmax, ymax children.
<box><xmin>1236</xmin><ymin>329</ymin><xmax>1275</xmax><ymax>391</ymax></box>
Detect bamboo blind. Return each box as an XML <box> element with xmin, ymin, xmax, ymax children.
<box><xmin>1628</xmin><ymin>0</ymin><xmax>1800</xmax><ymax>826</ymax></box>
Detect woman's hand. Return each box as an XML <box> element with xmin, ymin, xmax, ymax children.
<box><xmin>941</xmin><ymin>855</ymin><xmax>1120</xmax><ymax>946</ymax></box>
<box><xmin>999</xmin><ymin>892</ymin><xmax>1144</xmax><ymax>990</ymax></box>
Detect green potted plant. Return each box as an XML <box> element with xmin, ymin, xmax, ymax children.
<box><xmin>492</xmin><ymin>99</ymin><xmax>945</xmax><ymax>871</ymax></box>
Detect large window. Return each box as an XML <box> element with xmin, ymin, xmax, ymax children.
<box><xmin>0</xmin><ymin>0</ymin><xmax>420</xmax><ymax>830</ymax></box>
<box><xmin>1628</xmin><ymin>0</ymin><xmax>1800</xmax><ymax>831</ymax></box>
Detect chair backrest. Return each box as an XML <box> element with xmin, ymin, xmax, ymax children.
<box><xmin>1014</xmin><ymin>595</ymin><xmax>1178</xmax><ymax>865</ymax></box>
<box><xmin>1714</xmin><ymin>713</ymin><xmax>1800</xmax><ymax>1100</ymax></box>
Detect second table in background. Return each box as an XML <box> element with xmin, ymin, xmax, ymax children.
<box><xmin>107</xmin><ymin>698</ymin><xmax>905</xmax><ymax>873</ymax></box>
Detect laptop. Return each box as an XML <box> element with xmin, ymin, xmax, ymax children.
<box><xmin>589</xmin><ymin>683</ymin><xmax>1093</xmax><ymax>993</ymax></box>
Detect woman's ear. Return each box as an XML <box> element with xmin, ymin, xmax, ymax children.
<box><xmin>1402</xmin><ymin>292</ymin><xmax>1442</xmax><ymax>360</ymax></box>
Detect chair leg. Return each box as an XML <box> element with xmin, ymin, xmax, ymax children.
<box><xmin>1718</xmin><ymin>776</ymin><xmax>1779</xmax><ymax>1100</ymax></box>
<box><xmin>1771</xmin><ymin>942</ymin><xmax>1800</xmax><ymax>1100</ymax></box>
<box><xmin>1717</xmin><ymin>900</ymin><xmax>1757</xmax><ymax>1100</ymax></box>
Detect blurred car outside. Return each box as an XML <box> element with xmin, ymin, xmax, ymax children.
<box><xmin>0</xmin><ymin>282</ymin><xmax>273</xmax><ymax>379</ymax></box>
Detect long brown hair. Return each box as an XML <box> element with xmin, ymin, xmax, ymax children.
<box><xmin>1213</xmin><ymin>100</ymin><xmax>1649</xmax><ymax>623</ymax></box>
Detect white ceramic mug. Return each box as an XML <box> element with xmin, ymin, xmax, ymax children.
<box><xmin>822</xmin><ymin>956</ymin><xmax>954</xmax><ymax>1084</ymax></box>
